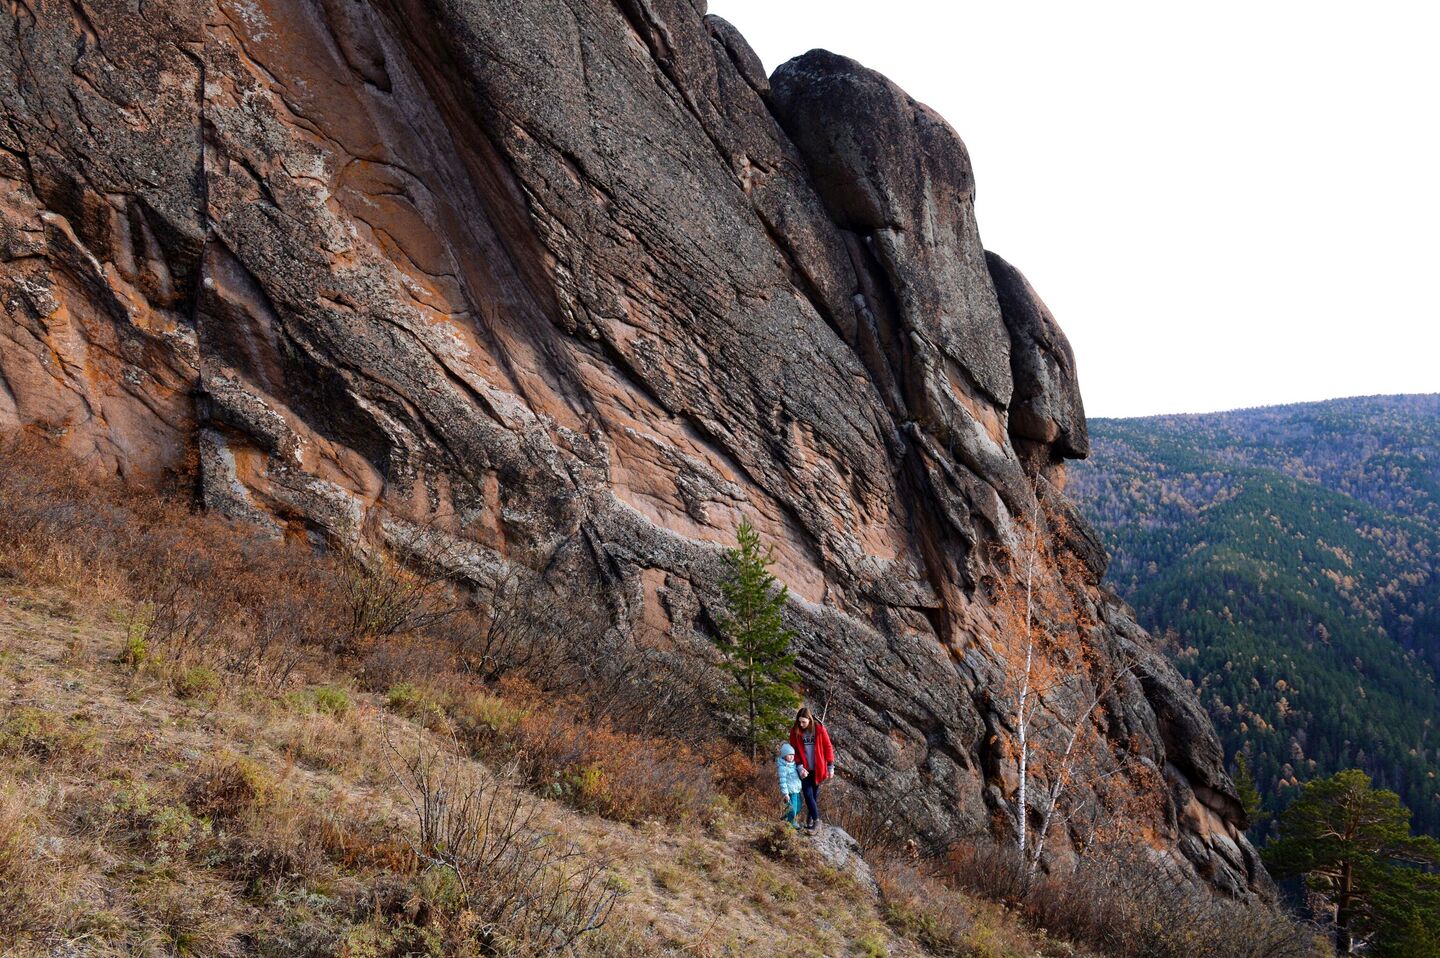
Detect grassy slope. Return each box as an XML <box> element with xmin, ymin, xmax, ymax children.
<box><xmin>0</xmin><ymin>582</ymin><xmax>1058</xmax><ymax>958</ymax></box>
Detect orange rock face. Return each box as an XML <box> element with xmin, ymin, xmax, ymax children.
<box><xmin>1</xmin><ymin>0</ymin><xmax>1266</xmax><ymax>894</ymax></box>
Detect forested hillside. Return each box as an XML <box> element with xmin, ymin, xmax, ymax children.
<box><xmin>1068</xmin><ymin>394</ymin><xmax>1440</xmax><ymax>836</ymax></box>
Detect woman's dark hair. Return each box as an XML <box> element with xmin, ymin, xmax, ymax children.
<box><xmin>793</xmin><ymin>706</ymin><xmax>814</xmax><ymax>730</ymax></box>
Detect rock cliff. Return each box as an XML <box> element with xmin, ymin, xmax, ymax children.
<box><xmin>0</xmin><ymin>0</ymin><xmax>1265</xmax><ymax>894</ymax></box>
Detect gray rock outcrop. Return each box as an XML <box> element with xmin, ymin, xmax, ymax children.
<box><xmin>808</xmin><ymin>825</ymin><xmax>878</xmax><ymax>897</ymax></box>
<box><xmin>0</xmin><ymin>0</ymin><xmax>1265</xmax><ymax>896</ymax></box>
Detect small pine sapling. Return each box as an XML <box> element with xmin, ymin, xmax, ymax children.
<box><xmin>714</xmin><ymin>518</ymin><xmax>802</xmax><ymax>759</ymax></box>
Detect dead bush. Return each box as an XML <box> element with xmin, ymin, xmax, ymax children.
<box><xmin>0</xmin><ymin>435</ymin><xmax>130</xmax><ymax>599</ymax></box>
<box><xmin>548</xmin><ymin>627</ymin><xmax>723</xmax><ymax>741</ymax></box>
<box><xmin>0</xmin><ymin>432</ymin><xmax>726</xmax><ymax>757</ymax></box>
<box><xmin>373</xmin><ymin>667</ymin><xmax>744</xmax><ymax>828</ymax></box>
<box><xmin>505</xmin><ymin>708</ymin><xmax>721</xmax><ymax>825</ymax></box>
<box><xmin>186</xmin><ymin>754</ymin><xmax>277</xmax><ymax>824</ymax></box>
<box><xmin>875</xmin><ymin>858</ymin><xmax>990</xmax><ymax>958</ymax></box>
<box><xmin>361</xmin><ymin>633</ymin><xmax>457</xmax><ymax>694</ymax></box>
<box><xmin>0</xmin><ymin>433</ymin><xmax>346</xmax><ymax>679</ymax></box>
<box><xmin>447</xmin><ymin>570</ymin><xmax>572</xmax><ymax>683</ymax></box>
<box><xmin>822</xmin><ymin>777</ymin><xmax>930</xmax><ymax>861</ymax></box>
<box><xmin>452</xmin><ymin>569</ymin><xmax>724</xmax><ymax>743</ymax></box>
<box><xmin>944</xmin><ymin>837</ymin><xmax>1031</xmax><ymax>908</ymax></box>
<box><xmin>945</xmin><ymin>838</ymin><xmax>1327</xmax><ymax>958</ymax></box>
<box><xmin>231</xmin><ymin>581</ymin><xmax>345</xmax><ymax>690</ymax></box>
<box><xmin>339</xmin><ymin>550</ymin><xmax>461</xmax><ymax>652</ymax></box>
<box><xmin>382</xmin><ymin>724</ymin><xmax>619</xmax><ymax>956</ymax></box>
<box><xmin>216</xmin><ymin>790</ymin><xmax>335</xmax><ymax>890</ymax></box>
<box><xmin>311</xmin><ymin>806</ymin><xmax>415</xmax><ymax>875</ymax></box>
<box><xmin>125</xmin><ymin>868</ymin><xmax>246</xmax><ymax>957</ymax></box>
<box><xmin>129</xmin><ymin>545</ymin><xmax>238</xmax><ymax>657</ymax></box>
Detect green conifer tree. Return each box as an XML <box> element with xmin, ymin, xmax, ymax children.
<box><xmin>1264</xmin><ymin>769</ymin><xmax>1440</xmax><ymax>955</ymax></box>
<box><xmin>714</xmin><ymin>518</ymin><xmax>802</xmax><ymax>759</ymax></box>
<box><xmin>1233</xmin><ymin>752</ymin><xmax>1268</xmax><ymax>832</ymax></box>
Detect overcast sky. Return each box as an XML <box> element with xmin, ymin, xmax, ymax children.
<box><xmin>708</xmin><ymin>1</ymin><xmax>1439</xmax><ymax>418</ymax></box>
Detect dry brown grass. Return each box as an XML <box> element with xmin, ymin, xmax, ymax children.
<box><xmin>943</xmin><ymin>839</ymin><xmax>1330</xmax><ymax>958</ymax></box>
<box><xmin>378</xmin><ymin>723</ymin><xmax>622</xmax><ymax>956</ymax></box>
<box><xmin>875</xmin><ymin>857</ymin><xmax>1071</xmax><ymax>958</ymax></box>
<box><xmin>0</xmin><ymin>580</ymin><xmax>932</xmax><ymax>956</ymax></box>
<box><xmin>0</xmin><ymin>433</ymin><xmax>348</xmax><ymax>692</ymax></box>
<box><xmin>0</xmin><ymin>435</ymin><xmax>751</xmax><ymax>825</ymax></box>
<box><xmin>363</xmin><ymin>664</ymin><xmax>765</xmax><ymax>829</ymax></box>
<box><xmin>0</xmin><ymin>780</ymin><xmax>56</xmax><ymax>943</ymax></box>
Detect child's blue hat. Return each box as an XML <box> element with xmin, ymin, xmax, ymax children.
<box><xmin>780</xmin><ymin>743</ymin><xmax>795</xmax><ymax>757</ymax></box>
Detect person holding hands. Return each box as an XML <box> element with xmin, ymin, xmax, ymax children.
<box><xmin>788</xmin><ymin>707</ymin><xmax>835</xmax><ymax>831</ymax></box>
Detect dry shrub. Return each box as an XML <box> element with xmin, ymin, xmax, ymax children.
<box><xmin>701</xmin><ymin>745</ymin><xmax>768</xmax><ymax>813</ymax></box>
<box><xmin>506</xmin><ymin>708</ymin><xmax>718</xmax><ymax>825</ymax></box>
<box><xmin>822</xmin><ymin>777</ymin><xmax>932</xmax><ymax>860</ymax></box>
<box><xmin>454</xmin><ymin>569</ymin><xmax>724</xmax><ymax>744</ymax></box>
<box><xmin>553</xmin><ymin>631</ymin><xmax>723</xmax><ymax>741</ymax></box>
<box><xmin>946</xmin><ymin>838</ymin><xmax>1327</xmax><ymax>958</ymax></box>
<box><xmin>0</xmin><ymin>436</ymin><xmax>125</xmax><ymax>598</ymax></box>
<box><xmin>0</xmin><ymin>434</ymin><xmax>349</xmax><ymax>681</ymax></box>
<box><xmin>945</xmin><ymin>838</ymin><xmax>1032</xmax><ymax>907</ymax></box>
<box><xmin>444</xmin><ymin>571</ymin><xmax>572</xmax><ymax>683</ymax></box>
<box><xmin>0</xmin><ymin>434</ymin><xmax>471</xmax><ymax>695</ymax></box>
<box><xmin>232</xmin><ymin>589</ymin><xmax>338</xmax><ymax>689</ymax></box>
<box><xmin>218</xmin><ymin>791</ymin><xmax>336</xmax><ymax>890</ymax></box>
<box><xmin>875</xmin><ymin>857</ymin><xmax>1036</xmax><ymax>958</ymax></box>
<box><xmin>448</xmin><ymin>685</ymin><xmax>529</xmax><ymax>741</ymax></box>
<box><xmin>127</xmin><ymin>869</ymin><xmax>247</xmax><ymax>958</ymax></box>
<box><xmin>572</xmin><ymin>920</ymin><xmax>673</xmax><ymax>958</ymax></box>
<box><xmin>338</xmin><ymin>551</ymin><xmax>461</xmax><ymax>653</ymax></box>
<box><xmin>186</xmin><ymin>758</ymin><xmax>369</xmax><ymax>893</ymax></box>
<box><xmin>374</xmin><ymin>668</ymin><xmax>748</xmax><ymax>827</ymax></box>
<box><xmin>310</xmin><ymin>804</ymin><xmax>415</xmax><ymax>874</ymax></box>
<box><xmin>383</xmin><ymin>725</ymin><xmax>618</xmax><ymax>956</ymax></box>
<box><xmin>1</xmin><ymin>432</ymin><xmax>737</xmax><ymax>820</ymax></box>
<box><xmin>270</xmin><ymin>706</ymin><xmax>372</xmax><ymax>774</ymax></box>
<box><xmin>753</xmin><ymin>821</ymin><xmax>805</xmax><ymax>864</ymax></box>
<box><xmin>187</xmin><ymin>755</ymin><xmax>277</xmax><ymax>825</ymax></box>
<box><xmin>362</xmin><ymin>632</ymin><xmax>457</xmax><ymax>693</ymax></box>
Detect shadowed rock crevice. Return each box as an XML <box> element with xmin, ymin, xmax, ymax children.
<box><xmin>0</xmin><ymin>0</ymin><xmax>1267</xmax><ymax>897</ymax></box>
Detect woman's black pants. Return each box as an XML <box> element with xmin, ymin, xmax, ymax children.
<box><xmin>801</xmin><ymin>775</ymin><xmax>822</xmax><ymax>825</ymax></box>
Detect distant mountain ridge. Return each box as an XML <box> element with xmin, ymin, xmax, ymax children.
<box><xmin>1068</xmin><ymin>394</ymin><xmax>1440</xmax><ymax>835</ymax></box>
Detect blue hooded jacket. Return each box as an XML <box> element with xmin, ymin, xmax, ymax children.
<box><xmin>776</xmin><ymin>743</ymin><xmax>803</xmax><ymax>796</ymax></box>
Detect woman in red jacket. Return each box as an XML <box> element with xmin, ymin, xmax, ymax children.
<box><xmin>788</xmin><ymin>707</ymin><xmax>835</xmax><ymax>831</ymax></box>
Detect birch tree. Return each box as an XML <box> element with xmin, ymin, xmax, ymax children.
<box><xmin>982</xmin><ymin>482</ymin><xmax>1139</xmax><ymax>881</ymax></box>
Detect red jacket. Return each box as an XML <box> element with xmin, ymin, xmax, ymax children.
<box><xmin>789</xmin><ymin>721</ymin><xmax>835</xmax><ymax>784</ymax></box>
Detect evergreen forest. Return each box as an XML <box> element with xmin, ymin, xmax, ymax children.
<box><xmin>1068</xmin><ymin>394</ymin><xmax>1440</xmax><ymax>837</ymax></box>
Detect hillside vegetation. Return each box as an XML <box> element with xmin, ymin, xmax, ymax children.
<box><xmin>0</xmin><ymin>433</ymin><xmax>1322</xmax><ymax>957</ymax></box>
<box><xmin>1067</xmin><ymin>394</ymin><xmax>1440</xmax><ymax>836</ymax></box>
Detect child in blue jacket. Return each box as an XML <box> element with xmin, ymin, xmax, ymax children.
<box><xmin>777</xmin><ymin>742</ymin><xmax>804</xmax><ymax>828</ymax></box>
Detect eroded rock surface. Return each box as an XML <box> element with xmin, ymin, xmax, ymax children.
<box><xmin>1</xmin><ymin>0</ymin><xmax>1265</xmax><ymax>895</ymax></box>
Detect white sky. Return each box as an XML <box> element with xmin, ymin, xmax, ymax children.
<box><xmin>708</xmin><ymin>1</ymin><xmax>1440</xmax><ymax>418</ymax></box>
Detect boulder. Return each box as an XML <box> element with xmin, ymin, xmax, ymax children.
<box><xmin>807</xmin><ymin>825</ymin><xmax>878</xmax><ymax>897</ymax></box>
